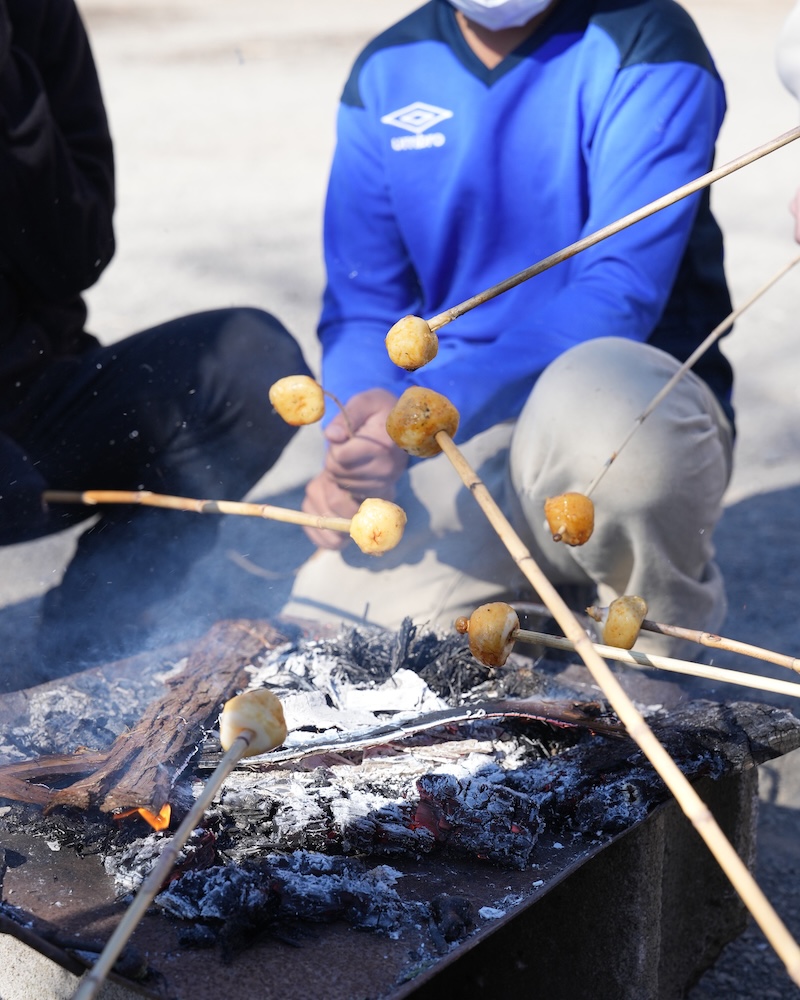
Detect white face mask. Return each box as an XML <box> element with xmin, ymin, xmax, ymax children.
<box><xmin>450</xmin><ymin>0</ymin><xmax>554</xmax><ymax>31</ymax></box>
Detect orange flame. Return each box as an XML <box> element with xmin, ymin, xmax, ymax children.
<box><xmin>114</xmin><ymin>804</ymin><xmax>172</xmax><ymax>831</ymax></box>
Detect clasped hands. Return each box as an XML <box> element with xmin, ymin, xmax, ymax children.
<box><xmin>302</xmin><ymin>388</ymin><xmax>408</xmax><ymax>550</ymax></box>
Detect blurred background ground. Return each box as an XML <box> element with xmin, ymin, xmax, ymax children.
<box><xmin>1</xmin><ymin>1</ymin><xmax>799</xmax><ymax>994</ymax></box>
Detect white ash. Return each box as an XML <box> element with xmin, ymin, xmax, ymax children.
<box><xmin>245</xmin><ymin>641</ymin><xmax>450</xmax><ymax>747</ymax></box>
<box><xmin>212</xmin><ymin>735</ymin><xmax>525</xmax><ymax>860</ymax></box>
<box><xmin>245</xmin><ymin>621</ymin><xmax>546</xmax><ymax>717</ymax></box>
<box><xmin>0</xmin><ymin>657</ymin><xmax>186</xmax><ymax>762</ymax></box>
<box><xmin>105</xmin><ymin>826</ymin><xmax>199</xmax><ymax>898</ymax></box>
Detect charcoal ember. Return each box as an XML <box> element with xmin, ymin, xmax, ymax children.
<box><xmin>415</xmin><ymin>769</ymin><xmax>544</xmax><ymax>868</ymax></box>
<box><xmin>650</xmin><ymin>700</ymin><xmax>800</xmax><ymax>768</ymax></box>
<box><xmin>177</xmin><ymin>923</ymin><xmax>217</xmax><ymax>949</ymax></box>
<box><xmin>569</xmin><ymin>777</ymin><xmax>652</xmax><ymax>834</ymax></box>
<box><xmin>209</xmin><ymin>733</ymin><xmax>548</xmax><ymax>866</ymax></box>
<box><xmin>504</xmin><ymin>726</ymin><xmax>726</xmax><ymax>839</ymax></box>
<box><xmin>157</xmin><ymin>864</ymin><xmax>276</xmax><ymax>923</ymax></box>
<box><xmin>212</xmin><ymin>772</ymin><xmax>333</xmax><ymax>857</ymax></box>
<box><xmin>428</xmin><ymin>893</ymin><xmax>476</xmax><ymax>953</ymax></box>
<box><xmin>342</xmin><ymin>801</ymin><xmax>437</xmax><ymax>858</ymax></box>
<box><xmin>35</xmin><ymin>809</ymin><xmax>118</xmax><ymax>858</ymax></box>
<box><xmin>156</xmin><ymin>852</ymin><xmax>423</xmax><ymax>938</ymax></box>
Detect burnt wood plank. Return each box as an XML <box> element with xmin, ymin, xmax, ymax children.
<box><xmin>0</xmin><ymin>620</ymin><xmax>288</xmax><ymax>816</ymax></box>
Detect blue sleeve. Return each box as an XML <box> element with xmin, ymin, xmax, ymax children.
<box><xmin>319</xmin><ymin>101</ymin><xmax>416</xmax><ymax>419</ymax></box>
<box><xmin>415</xmin><ymin>61</ymin><xmax>726</xmax><ymax>441</ymax></box>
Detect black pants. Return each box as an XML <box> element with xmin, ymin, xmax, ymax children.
<box><xmin>7</xmin><ymin>307</ymin><xmax>310</xmax><ymax>656</ymax></box>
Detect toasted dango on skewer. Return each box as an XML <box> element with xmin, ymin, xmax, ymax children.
<box><xmin>385</xmin><ymin>315</ymin><xmax>439</xmax><ymax>370</ymax></box>
<box><xmin>269</xmin><ymin>374</ymin><xmax>325</xmax><ymax>426</ymax></box>
<box><xmin>72</xmin><ymin>690</ymin><xmax>287</xmax><ymax>1000</ymax></box>
<box><xmin>385</xmin><ymin>385</ymin><xmax>459</xmax><ymax>457</ymax></box>
<box><xmin>455</xmin><ymin>602</ymin><xmax>520</xmax><ymax>667</ymax></box>
<box><xmin>348</xmin><ymin>497</ymin><xmax>407</xmax><ymax>555</ymax></box>
<box><xmin>543</xmin><ymin>491</ymin><xmax>595</xmax><ymax>546</ymax></box>
<box><xmin>598</xmin><ymin>595</ymin><xmax>648</xmax><ymax>649</ymax></box>
<box><xmin>387</xmin><ymin>387</ymin><xmax>800</xmax><ymax>983</ymax></box>
<box><xmin>540</xmin><ymin>261</ymin><xmax>800</xmax><ymax>549</ymax></box>
<box><xmin>43</xmin><ymin>490</ymin><xmax>407</xmax><ymax>555</ymax></box>
<box><xmin>268</xmin><ymin>374</ymin><xmax>355</xmax><ymax>437</ymax></box>
<box><xmin>456</xmin><ymin>603</ymin><xmax>800</xmax><ymax>701</ymax></box>
<box><xmin>496</xmin><ymin>267</ymin><xmax>800</xmax><ymax>553</ymax></box>
<box><xmin>587</xmin><ymin>603</ymin><xmax>800</xmax><ymax>675</ymax></box>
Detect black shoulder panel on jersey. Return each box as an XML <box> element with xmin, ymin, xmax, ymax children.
<box><xmin>341</xmin><ymin>2</ymin><xmax>443</xmax><ymax>108</ymax></box>
<box><xmin>591</xmin><ymin>0</ymin><xmax>716</xmax><ymax>73</ymax></box>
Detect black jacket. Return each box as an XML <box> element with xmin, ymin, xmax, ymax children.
<box><xmin>0</xmin><ymin>0</ymin><xmax>114</xmax><ymax>424</ymax></box>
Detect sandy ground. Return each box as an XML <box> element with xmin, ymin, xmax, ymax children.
<box><xmin>1</xmin><ymin>0</ymin><xmax>800</xmax><ymax>995</ymax></box>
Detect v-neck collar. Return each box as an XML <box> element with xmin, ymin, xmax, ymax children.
<box><xmin>437</xmin><ymin>0</ymin><xmax>581</xmax><ymax>85</ymax></box>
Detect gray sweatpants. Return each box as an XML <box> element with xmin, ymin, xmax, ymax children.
<box><xmin>283</xmin><ymin>338</ymin><xmax>734</xmax><ymax>663</ymax></box>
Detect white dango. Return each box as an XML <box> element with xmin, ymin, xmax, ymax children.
<box><xmin>455</xmin><ymin>602</ymin><xmax>520</xmax><ymax>668</ymax></box>
<box><xmin>268</xmin><ymin>374</ymin><xmax>325</xmax><ymax>426</ymax></box>
<box><xmin>349</xmin><ymin>498</ymin><xmax>407</xmax><ymax>555</ymax></box>
<box><xmin>596</xmin><ymin>594</ymin><xmax>649</xmax><ymax>650</ymax></box>
<box><xmin>219</xmin><ymin>689</ymin><xmax>287</xmax><ymax>757</ymax></box>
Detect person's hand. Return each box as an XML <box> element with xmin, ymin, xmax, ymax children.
<box><xmin>301</xmin><ymin>389</ymin><xmax>408</xmax><ymax>549</ymax></box>
<box><xmin>301</xmin><ymin>468</ymin><xmax>360</xmax><ymax>550</ymax></box>
<box><xmin>322</xmin><ymin>388</ymin><xmax>408</xmax><ymax>500</ymax></box>
<box><xmin>790</xmin><ymin>186</ymin><xmax>800</xmax><ymax>243</ymax></box>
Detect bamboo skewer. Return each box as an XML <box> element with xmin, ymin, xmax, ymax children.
<box><xmin>585</xmin><ymin>606</ymin><xmax>800</xmax><ymax>675</ymax></box>
<box><xmin>432</xmin><ymin>428</ymin><xmax>800</xmax><ymax>986</ymax></box>
<box><xmin>513</xmin><ymin>628</ymin><xmax>800</xmax><ymax>700</ymax></box>
<box><xmin>424</xmin><ymin>126</ymin><xmax>800</xmax><ymax>332</ymax></box>
<box><xmin>583</xmin><ymin>253</ymin><xmax>800</xmax><ymax>498</ymax></box>
<box><xmin>519</xmin><ymin>599</ymin><xmax>800</xmax><ymax>676</ymax></box>
<box><xmin>43</xmin><ymin>489</ymin><xmax>352</xmax><ymax>534</ymax></box>
<box><xmin>72</xmin><ymin>730</ymin><xmax>255</xmax><ymax>1000</ymax></box>
<box><xmin>42</xmin><ymin>488</ymin><xmax>408</xmax><ymax>556</ymax></box>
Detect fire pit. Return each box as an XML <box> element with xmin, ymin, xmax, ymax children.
<box><xmin>0</xmin><ymin>617</ymin><xmax>797</xmax><ymax>1000</ymax></box>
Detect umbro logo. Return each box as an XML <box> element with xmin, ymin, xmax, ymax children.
<box><xmin>381</xmin><ymin>101</ymin><xmax>453</xmax><ymax>151</ymax></box>
<box><xmin>381</xmin><ymin>102</ymin><xmax>454</xmax><ymax>134</ymax></box>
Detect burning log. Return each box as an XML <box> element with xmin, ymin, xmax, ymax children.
<box><xmin>0</xmin><ymin>619</ymin><xmax>290</xmax><ymax>818</ymax></box>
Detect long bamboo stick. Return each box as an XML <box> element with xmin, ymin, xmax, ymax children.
<box><xmin>71</xmin><ymin>730</ymin><xmax>254</xmax><ymax>1000</ymax></box>
<box><xmin>425</xmin><ymin>126</ymin><xmax>800</xmax><ymax>331</ymax></box>
<box><xmin>43</xmin><ymin>489</ymin><xmax>352</xmax><ymax>533</ymax></box>
<box><xmin>584</xmin><ymin>605</ymin><xmax>800</xmax><ymax>675</ymax></box>
<box><xmin>583</xmin><ymin>254</ymin><xmax>800</xmax><ymax>497</ymax></box>
<box><xmin>514</xmin><ymin>628</ymin><xmax>800</xmax><ymax>700</ymax></box>
<box><xmin>433</xmin><ymin>428</ymin><xmax>800</xmax><ymax>985</ymax></box>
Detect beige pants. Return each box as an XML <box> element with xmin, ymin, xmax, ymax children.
<box><xmin>283</xmin><ymin>338</ymin><xmax>734</xmax><ymax>661</ymax></box>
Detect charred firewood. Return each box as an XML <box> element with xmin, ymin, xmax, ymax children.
<box><xmin>0</xmin><ymin>620</ymin><xmax>290</xmax><ymax>817</ymax></box>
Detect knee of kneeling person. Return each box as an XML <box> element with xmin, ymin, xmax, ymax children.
<box><xmin>214</xmin><ymin>307</ymin><xmax>310</xmax><ymax>374</ymax></box>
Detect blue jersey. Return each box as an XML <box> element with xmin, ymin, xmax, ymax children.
<box><xmin>319</xmin><ymin>0</ymin><xmax>733</xmax><ymax>442</ymax></box>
